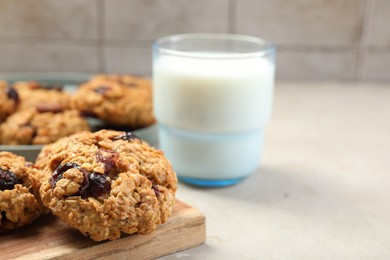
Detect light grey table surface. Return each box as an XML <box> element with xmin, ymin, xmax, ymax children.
<box><xmin>160</xmin><ymin>82</ymin><xmax>390</xmax><ymax>259</ymax></box>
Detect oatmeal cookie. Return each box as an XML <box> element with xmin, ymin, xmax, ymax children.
<box><xmin>71</xmin><ymin>74</ymin><xmax>155</xmax><ymax>129</ymax></box>
<box><xmin>37</xmin><ymin>129</ymin><xmax>177</xmax><ymax>241</ymax></box>
<box><xmin>0</xmin><ymin>109</ymin><xmax>90</xmax><ymax>145</ymax></box>
<box><xmin>13</xmin><ymin>81</ymin><xmax>71</xmax><ymax>111</ymax></box>
<box><xmin>0</xmin><ymin>81</ymin><xmax>19</xmax><ymax>122</ymax></box>
<box><xmin>0</xmin><ymin>151</ymin><xmax>46</xmax><ymax>232</ymax></box>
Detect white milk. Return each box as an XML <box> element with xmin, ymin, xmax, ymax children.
<box><xmin>153</xmin><ymin>54</ymin><xmax>275</xmax><ymax>180</ymax></box>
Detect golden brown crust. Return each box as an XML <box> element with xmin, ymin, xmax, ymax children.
<box><xmin>37</xmin><ymin>130</ymin><xmax>177</xmax><ymax>241</ymax></box>
<box><xmin>0</xmin><ymin>81</ymin><xmax>19</xmax><ymax>122</ymax></box>
<box><xmin>71</xmin><ymin>74</ymin><xmax>156</xmax><ymax>129</ymax></box>
<box><xmin>0</xmin><ymin>152</ymin><xmax>47</xmax><ymax>233</ymax></box>
<box><xmin>0</xmin><ymin>109</ymin><xmax>90</xmax><ymax>145</ymax></box>
<box><xmin>13</xmin><ymin>81</ymin><xmax>71</xmax><ymax>111</ymax></box>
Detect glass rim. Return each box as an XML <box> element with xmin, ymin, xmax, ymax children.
<box><xmin>153</xmin><ymin>33</ymin><xmax>276</xmax><ymax>59</ymax></box>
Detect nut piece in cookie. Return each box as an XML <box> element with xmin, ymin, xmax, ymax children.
<box><xmin>0</xmin><ymin>152</ymin><xmax>47</xmax><ymax>233</ymax></box>
<box><xmin>0</xmin><ymin>81</ymin><xmax>19</xmax><ymax>122</ymax></box>
<box><xmin>0</xmin><ymin>109</ymin><xmax>90</xmax><ymax>145</ymax></box>
<box><xmin>37</xmin><ymin>130</ymin><xmax>177</xmax><ymax>241</ymax></box>
<box><xmin>71</xmin><ymin>74</ymin><xmax>156</xmax><ymax>129</ymax></box>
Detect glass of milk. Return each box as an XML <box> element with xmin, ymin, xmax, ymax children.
<box><xmin>153</xmin><ymin>34</ymin><xmax>275</xmax><ymax>186</ymax></box>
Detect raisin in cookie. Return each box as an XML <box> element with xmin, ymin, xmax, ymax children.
<box><xmin>71</xmin><ymin>74</ymin><xmax>155</xmax><ymax>129</ymax></box>
<box><xmin>36</xmin><ymin>129</ymin><xmax>177</xmax><ymax>241</ymax></box>
<box><xmin>13</xmin><ymin>81</ymin><xmax>71</xmax><ymax>111</ymax></box>
<box><xmin>0</xmin><ymin>81</ymin><xmax>19</xmax><ymax>122</ymax></box>
<box><xmin>0</xmin><ymin>109</ymin><xmax>90</xmax><ymax>145</ymax></box>
<box><xmin>0</xmin><ymin>151</ymin><xmax>46</xmax><ymax>232</ymax></box>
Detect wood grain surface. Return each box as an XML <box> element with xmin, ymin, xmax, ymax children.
<box><xmin>0</xmin><ymin>200</ymin><xmax>205</xmax><ymax>260</ymax></box>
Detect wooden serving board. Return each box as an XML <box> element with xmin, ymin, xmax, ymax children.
<box><xmin>0</xmin><ymin>200</ymin><xmax>205</xmax><ymax>260</ymax></box>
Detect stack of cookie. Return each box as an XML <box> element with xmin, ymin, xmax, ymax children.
<box><xmin>0</xmin><ymin>130</ymin><xmax>177</xmax><ymax>241</ymax></box>
<box><xmin>0</xmin><ymin>74</ymin><xmax>156</xmax><ymax>145</ymax></box>
<box><xmin>0</xmin><ymin>80</ymin><xmax>90</xmax><ymax>145</ymax></box>
<box><xmin>0</xmin><ymin>74</ymin><xmax>176</xmax><ymax>241</ymax></box>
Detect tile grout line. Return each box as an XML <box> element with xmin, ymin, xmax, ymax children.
<box><xmin>355</xmin><ymin>0</ymin><xmax>376</xmax><ymax>82</ymax></box>
<box><xmin>0</xmin><ymin>36</ymin><xmax>99</xmax><ymax>46</ymax></box>
<box><xmin>97</xmin><ymin>0</ymin><xmax>106</xmax><ymax>73</ymax></box>
<box><xmin>228</xmin><ymin>0</ymin><xmax>237</xmax><ymax>34</ymax></box>
<box><xmin>3</xmin><ymin>36</ymin><xmax>389</xmax><ymax>52</ymax></box>
<box><xmin>0</xmin><ymin>36</ymin><xmax>152</xmax><ymax>48</ymax></box>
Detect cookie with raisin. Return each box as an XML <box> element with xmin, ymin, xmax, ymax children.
<box><xmin>0</xmin><ymin>81</ymin><xmax>19</xmax><ymax>122</ymax></box>
<box><xmin>71</xmin><ymin>74</ymin><xmax>155</xmax><ymax>129</ymax></box>
<box><xmin>0</xmin><ymin>151</ymin><xmax>47</xmax><ymax>232</ymax></box>
<box><xmin>0</xmin><ymin>109</ymin><xmax>90</xmax><ymax>145</ymax></box>
<box><xmin>36</xmin><ymin>129</ymin><xmax>177</xmax><ymax>241</ymax></box>
<box><xmin>13</xmin><ymin>81</ymin><xmax>71</xmax><ymax>111</ymax></box>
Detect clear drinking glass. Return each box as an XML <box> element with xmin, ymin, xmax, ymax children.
<box><xmin>153</xmin><ymin>34</ymin><xmax>276</xmax><ymax>186</ymax></box>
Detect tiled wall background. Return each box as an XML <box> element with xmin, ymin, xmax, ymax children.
<box><xmin>0</xmin><ymin>0</ymin><xmax>389</xmax><ymax>82</ymax></box>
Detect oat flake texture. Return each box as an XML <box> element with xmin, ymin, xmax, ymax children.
<box><xmin>36</xmin><ymin>129</ymin><xmax>177</xmax><ymax>241</ymax></box>
<box><xmin>0</xmin><ymin>151</ymin><xmax>47</xmax><ymax>232</ymax></box>
<box><xmin>71</xmin><ymin>74</ymin><xmax>156</xmax><ymax>129</ymax></box>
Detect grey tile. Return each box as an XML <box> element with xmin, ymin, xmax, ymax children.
<box><xmin>105</xmin><ymin>0</ymin><xmax>230</xmax><ymax>40</ymax></box>
<box><xmin>0</xmin><ymin>0</ymin><xmax>98</xmax><ymax>39</ymax></box>
<box><xmin>0</xmin><ymin>43</ymin><xmax>99</xmax><ymax>72</ymax></box>
<box><xmin>361</xmin><ymin>51</ymin><xmax>390</xmax><ymax>81</ymax></box>
<box><xmin>276</xmin><ymin>50</ymin><xmax>357</xmax><ymax>80</ymax></box>
<box><xmin>235</xmin><ymin>0</ymin><xmax>365</xmax><ymax>45</ymax></box>
<box><xmin>105</xmin><ymin>46</ymin><xmax>359</xmax><ymax>81</ymax></box>
<box><xmin>105</xmin><ymin>45</ymin><xmax>152</xmax><ymax>76</ymax></box>
<box><xmin>368</xmin><ymin>0</ymin><xmax>390</xmax><ymax>46</ymax></box>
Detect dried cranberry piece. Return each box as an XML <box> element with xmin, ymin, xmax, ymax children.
<box><xmin>80</xmin><ymin>110</ymin><xmax>98</xmax><ymax>117</ymax></box>
<box><xmin>152</xmin><ymin>184</ymin><xmax>160</xmax><ymax>197</ymax></box>
<box><xmin>51</xmin><ymin>162</ymin><xmax>111</xmax><ymax>198</ymax></box>
<box><xmin>6</xmin><ymin>85</ymin><xmax>19</xmax><ymax>104</ymax></box>
<box><xmin>36</xmin><ymin>103</ymin><xmax>64</xmax><ymax>113</ymax></box>
<box><xmin>112</xmin><ymin>132</ymin><xmax>140</xmax><ymax>142</ymax></box>
<box><xmin>87</xmin><ymin>173</ymin><xmax>110</xmax><ymax>198</ymax></box>
<box><xmin>0</xmin><ymin>169</ymin><xmax>19</xmax><ymax>191</ymax></box>
<box><xmin>77</xmin><ymin>169</ymin><xmax>90</xmax><ymax>197</ymax></box>
<box><xmin>96</xmin><ymin>149</ymin><xmax>118</xmax><ymax>175</ymax></box>
<box><xmin>94</xmin><ymin>86</ymin><xmax>111</xmax><ymax>94</ymax></box>
<box><xmin>50</xmin><ymin>162</ymin><xmax>80</xmax><ymax>187</ymax></box>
